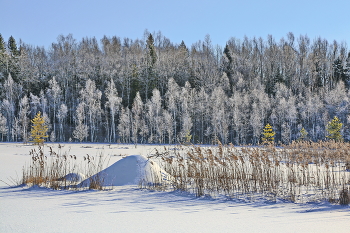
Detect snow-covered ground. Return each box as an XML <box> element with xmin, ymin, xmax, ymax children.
<box><xmin>1</xmin><ymin>143</ymin><xmax>349</xmax><ymax>232</ymax></box>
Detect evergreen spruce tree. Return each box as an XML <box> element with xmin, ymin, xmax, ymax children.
<box><xmin>30</xmin><ymin>112</ymin><xmax>48</xmax><ymax>145</ymax></box>
<box><xmin>223</xmin><ymin>44</ymin><xmax>234</xmax><ymax>93</ymax></box>
<box><xmin>0</xmin><ymin>34</ymin><xmax>5</xmax><ymax>52</ymax></box>
<box><xmin>343</xmin><ymin>52</ymin><xmax>350</xmax><ymax>87</ymax></box>
<box><xmin>326</xmin><ymin>116</ymin><xmax>343</xmax><ymax>142</ymax></box>
<box><xmin>5</xmin><ymin>36</ymin><xmax>20</xmax><ymax>82</ymax></box>
<box><xmin>333</xmin><ymin>57</ymin><xmax>345</xmax><ymax>83</ymax></box>
<box><xmin>261</xmin><ymin>123</ymin><xmax>275</xmax><ymax>144</ymax></box>
<box><xmin>147</xmin><ymin>34</ymin><xmax>157</xmax><ymax>66</ymax></box>
<box><xmin>146</xmin><ymin>33</ymin><xmax>158</xmax><ymax>98</ymax></box>
<box><xmin>0</xmin><ymin>33</ymin><xmax>6</xmax><ymax>81</ymax></box>
<box><xmin>8</xmin><ymin>36</ymin><xmax>19</xmax><ymax>56</ymax></box>
<box><xmin>179</xmin><ymin>40</ymin><xmax>187</xmax><ymax>51</ymax></box>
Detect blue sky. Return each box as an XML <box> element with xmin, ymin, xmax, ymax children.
<box><xmin>1</xmin><ymin>0</ymin><xmax>349</xmax><ymax>48</ymax></box>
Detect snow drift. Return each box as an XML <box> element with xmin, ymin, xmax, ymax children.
<box><xmin>58</xmin><ymin>173</ymin><xmax>86</xmax><ymax>182</ymax></box>
<box><xmin>79</xmin><ymin>155</ymin><xmax>172</xmax><ymax>187</ymax></box>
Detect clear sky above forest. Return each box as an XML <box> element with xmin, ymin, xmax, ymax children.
<box><xmin>1</xmin><ymin>0</ymin><xmax>349</xmax><ymax>48</ymax></box>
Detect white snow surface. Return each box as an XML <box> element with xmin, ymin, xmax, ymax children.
<box><xmin>1</xmin><ymin>143</ymin><xmax>350</xmax><ymax>233</ymax></box>
<box><xmin>62</xmin><ymin>173</ymin><xmax>86</xmax><ymax>182</ymax></box>
<box><xmin>79</xmin><ymin>154</ymin><xmax>172</xmax><ymax>187</ymax></box>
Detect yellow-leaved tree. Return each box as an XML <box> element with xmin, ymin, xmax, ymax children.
<box><xmin>30</xmin><ymin>112</ymin><xmax>48</xmax><ymax>145</ymax></box>
<box><xmin>261</xmin><ymin>123</ymin><xmax>275</xmax><ymax>144</ymax></box>
<box><xmin>297</xmin><ymin>127</ymin><xmax>308</xmax><ymax>141</ymax></box>
<box><xmin>326</xmin><ymin>116</ymin><xmax>343</xmax><ymax>142</ymax></box>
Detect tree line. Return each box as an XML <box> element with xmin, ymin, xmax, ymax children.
<box><xmin>0</xmin><ymin>31</ymin><xmax>350</xmax><ymax>144</ymax></box>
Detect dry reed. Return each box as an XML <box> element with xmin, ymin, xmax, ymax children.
<box><xmin>21</xmin><ymin>145</ymin><xmax>108</xmax><ymax>190</ymax></box>
<box><xmin>149</xmin><ymin>141</ymin><xmax>350</xmax><ymax>204</ymax></box>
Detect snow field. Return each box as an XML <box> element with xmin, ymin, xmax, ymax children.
<box><xmin>1</xmin><ymin>143</ymin><xmax>350</xmax><ymax>232</ymax></box>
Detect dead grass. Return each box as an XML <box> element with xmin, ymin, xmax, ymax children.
<box><xmin>151</xmin><ymin>141</ymin><xmax>350</xmax><ymax>205</ymax></box>
<box><xmin>21</xmin><ymin>145</ymin><xmax>108</xmax><ymax>190</ymax></box>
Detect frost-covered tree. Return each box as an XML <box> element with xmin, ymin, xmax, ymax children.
<box><xmin>0</xmin><ymin>113</ymin><xmax>8</xmax><ymax>141</ymax></box>
<box><xmin>19</xmin><ymin>96</ymin><xmax>30</xmax><ymax>143</ymax></box>
<box><xmin>250</xmin><ymin>102</ymin><xmax>263</xmax><ymax>145</ymax></box>
<box><xmin>47</xmin><ymin>76</ymin><xmax>62</xmax><ymax>139</ymax></box>
<box><xmin>30</xmin><ymin>93</ymin><xmax>41</xmax><ymax>118</ymax></box>
<box><xmin>79</xmin><ymin>79</ymin><xmax>102</xmax><ymax>142</ymax></box>
<box><xmin>210</xmin><ymin>87</ymin><xmax>228</xmax><ymax>144</ymax></box>
<box><xmin>178</xmin><ymin>82</ymin><xmax>193</xmax><ymax>143</ymax></box>
<box><xmin>2</xmin><ymin>74</ymin><xmax>16</xmax><ymax>140</ymax></box>
<box><xmin>165</xmin><ymin>78</ymin><xmax>180</xmax><ymax>142</ymax></box>
<box><xmin>163</xmin><ymin>110</ymin><xmax>173</xmax><ymax>144</ymax></box>
<box><xmin>145</xmin><ymin>89</ymin><xmax>163</xmax><ymax>143</ymax></box>
<box><xmin>2</xmin><ymin>99</ymin><xmax>14</xmax><ymax>141</ymax></box>
<box><xmin>180</xmin><ymin>113</ymin><xmax>192</xmax><ymax>144</ymax></box>
<box><xmin>57</xmin><ymin>103</ymin><xmax>68</xmax><ymax>142</ymax></box>
<box><xmin>0</xmin><ymin>33</ymin><xmax>350</xmax><ymax>144</ymax></box>
<box><xmin>193</xmin><ymin>87</ymin><xmax>210</xmax><ymax>144</ymax></box>
<box><xmin>118</xmin><ymin>107</ymin><xmax>131</xmax><ymax>143</ymax></box>
<box><xmin>131</xmin><ymin>92</ymin><xmax>143</xmax><ymax>144</ymax></box>
<box><xmin>72</xmin><ymin>103</ymin><xmax>88</xmax><ymax>142</ymax></box>
<box><xmin>105</xmin><ymin>78</ymin><xmax>121</xmax><ymax>142</ymax></box>
<box><xmin>39</xmin><ymin>90</ymin><xmax>48</xmax><ymax>115</ymax></box>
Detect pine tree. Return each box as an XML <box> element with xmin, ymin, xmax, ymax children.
<box><xmin>297</xmin><ymin>127</ymin><xmax>308</xmax><ymax>141</ymax></box>
<box><xmin>30</xmin><ymin>112</ymin><xmax>48</xmax><ymax>145</ymax></box>
<box><xmin>184</xmin><ymin>130</ymin><xmax>192</xmax><ymax>145</ymax></box>
<box><xmin>326</xmin><ymin>116</ymin><xmax>343</xmax><ymax>142</ymax></box>
<box><xmin>261</xmin><ymin>123</ymin><xmax>275</xmax><ymax>144</ymax></box>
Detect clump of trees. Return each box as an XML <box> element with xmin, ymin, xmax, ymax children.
<box><xmin>0</xmin><ymin>31</ymin><xmax>350</xmax><ymax>144</ymax></box>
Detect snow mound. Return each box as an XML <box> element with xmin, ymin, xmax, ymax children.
<box><xmin>79</xmin><ymin>155</ymin><xmax>173</xmax><ymax>187</ymax></box>
<box><xmin>55</xmin><ymin>173</ymin><xmax>86</xmax><ymax>184</ymax></box>
<box><xmin>60</xmin><ymin>173</ymin><xmax>86</xmax><ymax>182</ymax></box>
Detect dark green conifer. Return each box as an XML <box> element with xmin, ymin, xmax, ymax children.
<box><xmin>8</xmin><ymin>36</ymin><xmax>19</xmax><ymax>56</ymax></box>
<box><xmin>147</xmin><ymin>34</ymin><xmax>157</xmax><ymax>66</ymax></box>
<box><xmin>0</xmin><ymin>34</ymin><xmax>5</xmax><ymax>52</ymax></box>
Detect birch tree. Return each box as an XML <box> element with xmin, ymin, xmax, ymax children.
<box><xmin>79</xmin><ymin>79</ymin><xmax>102</xmax><ymax>142</ymax></box>
<box><xmin>0</xmin><ymin>113</ymin><xmax>8</xmax><ymax>141</ymax></box>
<box><xmin>72</xmin><ymin>102</ymin><xmax>88</xmax><ymax>142</ymax></box>
<box><xmin>19</xmin><ymin>96</ymin><xmax>30</xmax><ymax>143</ymax></box>
<box><xmin>57</xmin><ymin>103</ymin><xmax>68</xmax><ymax>141</ymax></box>
<box><xmin>47</xmin><ymin>76</ymin><xmax>62</xmax><ymax>140</ymax></box>
<box><xmin>118</xmin><ymin>107</ymin><xmax>131</xmax><ymax>143</ymax></box>
<box><xmin>105</xmin><ymin>78</ymin><xmax>122</xmax><ymax>142</ymax></box>
<box><xmin>131</xmin><ymin>91</ymin><xmax>143</xmax><ymax>144</ymax></box>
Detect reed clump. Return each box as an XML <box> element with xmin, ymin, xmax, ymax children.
<box><xmin>152</xmin><ymin>141</ymin><xmax>350</xmax><ymax>204</ymax></box>
<box><xmin>22</xmin><ymin>145</ymin><xmax>108</xmax><ymax>190</ymax></box>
